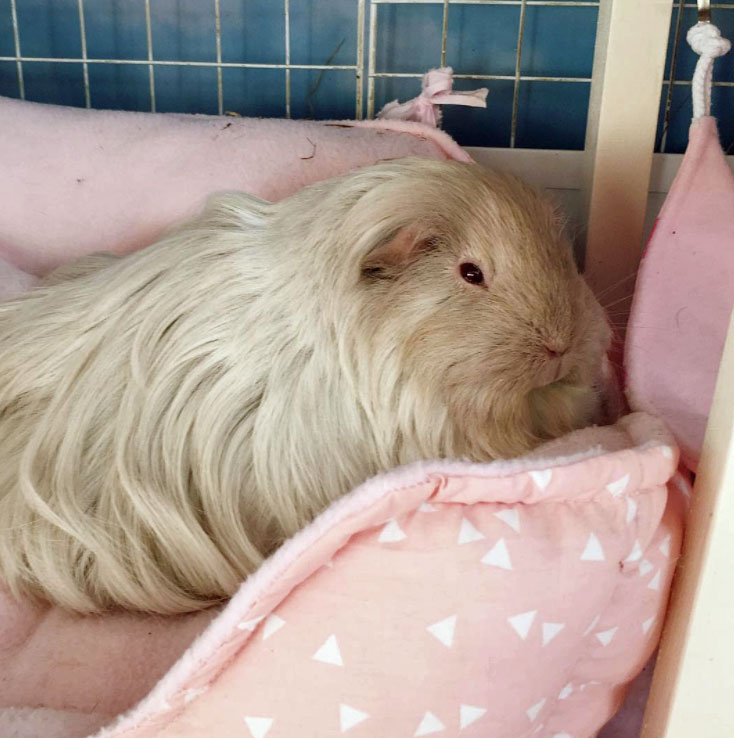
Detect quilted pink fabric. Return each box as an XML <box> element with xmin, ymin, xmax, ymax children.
<box><xmin>80</xmin><ymin>414</ymin><xmax>683</xmax><ymax>738</ymax></box>
<box><xmin>625</xmin><ymin>116</ymin><xmax>734</xmax><ymax>472</ymax></box>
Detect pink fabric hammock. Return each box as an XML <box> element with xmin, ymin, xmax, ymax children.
<box><xmin>625</xmin><ymin>21</ymin><xmax>734</xmax><ymax>473</ymax></box>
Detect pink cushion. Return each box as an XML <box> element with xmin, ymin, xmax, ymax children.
<box><xmin>625</xmin><ymin>117</ymin><xmax>734</xmax><ymax>472</ymax></box>
<box><xmin>97</xmin><ymin>415</ymin><xmax>683</xmax><ymax>738</ymax></box>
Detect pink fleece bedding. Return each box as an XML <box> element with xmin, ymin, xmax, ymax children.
<box><xmin>0</xmin><ymin>98</ymin><xmax>682</xmax><ymax>738</ymax></box>
<box><xmin>0</xmin><ymin>96</ymin><xmax>467</xmax><ymax>277</ymax></box>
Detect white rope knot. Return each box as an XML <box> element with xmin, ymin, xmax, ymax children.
<box><xmin>687</xmin><ymin>21</ymin><xmax>731</xmax><ymax>58</ymax></box>
<box><xmin>686</xmin><ymin>22</ymin><xmax>731</xmax><ymax>119</ymax></box>
<box><xmin>377</xmin><ymin>67</ymin><xmax>488</xmax><ymax>128</ymax></box>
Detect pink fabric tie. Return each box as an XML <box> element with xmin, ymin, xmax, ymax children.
<box><xmin>377</xmin><ymin>67</ymin><xmax>488</xmax><ymax>127</ymax></box>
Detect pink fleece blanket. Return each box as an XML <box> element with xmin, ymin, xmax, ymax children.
<box><xmin>0</xmin><ymin>96</ymin><xmax>467</xmax><ymax>278</ymax></box>
<box><xmin>0</xmin><ymin>98</ymin><xmax>680</xmax><ymax>738</ymax></box>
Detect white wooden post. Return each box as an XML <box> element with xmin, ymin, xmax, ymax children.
<box><xmin>641</xmin><ymin>309</ymin><xmax>734</xmax><ymax>737</ymax></box>
<box><xmin>582</xmin><ymin>0</ymin><xmax>674</xmax><ymax>324</ymax></box>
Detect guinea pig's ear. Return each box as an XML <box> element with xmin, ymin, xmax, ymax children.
<box><xmin>361</xmin><ymin>226</ymin><xmax>435</xmax><ymax>279</ymax></box>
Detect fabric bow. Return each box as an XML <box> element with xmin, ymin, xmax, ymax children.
<box><xmin>377</xmin><ymin>67</ymin><xmax>488</xmax><ymax>128</ymax></box>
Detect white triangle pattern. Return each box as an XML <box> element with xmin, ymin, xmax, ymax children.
<box><xmin>674</xmin><ymin>474</ymin><xmax>691</xmax><ymax>499</ymax></box>
<box><xmin>530</xmin><ymin>469</ymin><xmax>552</xmax><ymax>490</ymax></box>
<box><xmin>558</xmin><ymin>682</ymin><xmax>574</xmax><ymax>700</ymax></box>
<box><xmin>459</xmin><ymin>705</ymin><xmax>487</xmax><ymax>729</ymax></box>
<box><xmin>595</xmin><ymin>626</ymin><xmax>619</xmax><ymax>646</ymax></box>
<box><xmin>508</xmin><ymin>610</ymin><xmax>537</xmax><ymax>640</ymax></box>
<box><xmin>419</xmin><ymin>503</ymin><xmax>437</xmax><ymax>512</ymax></box>
<box><xmin>244</xmin><ymin>716</ymin><xmax>274</xmax><ymax>738</ymax></box>
<box><xmin>625</xmin><ymin>539</ymin><xmax>643</xmax><ymax>563</ymax></box>
<box><xmin>493</xmin><ymin>507</ymin><xmax>520</xmax><ymax>533</ymax></box>
<box><xmin>223</xmin><ymin>458</ymin><xmax>675</xmax><ymax>734</ymax></box>
<box><xmin>583</xmin><ymin>614</ymin><xmax>601</xmax><ymax>636</ymax></box>
<box><xmin>648</xmin><ymin>570</ymin><xmax>662</xmax><ymax>591</ymax></box>
<box><xmin>526</xmin><ymin>698</ymin><xmax>546</xmax><ymax>722</ymax></box>
<box><xmin>312</xmin><ymin>634</ymin><xmax>343</xmax><ymax>666</ymax></box>
<box><xmin>542</xmin><ymin>622</ymin><xmax>565</xmax><ymax>646</ymax></box>
<box><xmin>340</xmin><ymin>704</ymin><xmax>369</xmax><ymax>733</ymax></box>
<box><xmin>626</xmin><ymin>496</ymin><xmax>638</xmax><ymax>524</ymax></box>
<box><xmin>661</xmin><ymin>446</ymin><xmax>674</xmax><ymax>459</ymax></box>
<box><xmin>481</xmin><ymin>538</ymin><xmax>512</xmax><ymax>570</ymax></box>
<box><xmin>414</xmin><ymin>711</ymin><xmax>446</xmax><ymax>736</ymax></box>
<box><xmin>427</xmin><ymin>614</ymin><xmax>457</xmax><ymax>648</ymax></box>
<box><xmin>378</xmin><ymin>518</ymin><xmax>407</xmax><ymax>543</ymax></box>
<box><xmin>580</xmin><ymin>533</ymin><xmax>605</xmax><ymax>561</ymax></box>
<box><xmin>606</xmin><ymin>474</ymin><xmax>630</xmax><ymax>497</ymax></box>
<box><xmin>659</xmin><ymin>534</ymin><xmax>671</xmax><ymax>558</ymax></box>
<box><xmin>237</xmin><ymin>615</ymin><xmax>265</xmax><ymax>631</ymax></box>
<box><xmin>458</xmin><ymin>517</ymin><xmax>485</xmax><ymax>544</ymax></box>
<box><xmin>183</xmin><ymin>686</ymin><xmax>208</xmax><ymax>704</ymax></box>
<box><xmin>262</xmin><ymin>614</ymin><xmax>286</xmax><ymax>640</ymax></box>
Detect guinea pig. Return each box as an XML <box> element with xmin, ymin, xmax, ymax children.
<box><xmin>0</xmin><ymin>158</ymin><xmax>611</xmax><ymax>614</ymax></box>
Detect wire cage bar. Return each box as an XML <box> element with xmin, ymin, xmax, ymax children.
<box><xmin>143</xmin><ymin>0</ymin><xmax>156</xmax><ymax>112</ymax></box>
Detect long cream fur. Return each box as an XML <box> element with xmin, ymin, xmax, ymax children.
<box><xmin>0</xmin><ymin>159</ymin><xmax>611</xmax><ymax>613</ymax></box>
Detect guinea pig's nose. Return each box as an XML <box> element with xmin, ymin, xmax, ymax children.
<box><xmin>544</xmin><ymin>343</ymin><xmax>568</xmax><ymax>360</ymax></box>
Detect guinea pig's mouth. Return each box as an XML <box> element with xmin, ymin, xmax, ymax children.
<box><xmin>527</xmin><ymin>369</ymin><xmax>599</xmax><ymax>439</ymax></box>
<box><xmin>531</xmin><ymin>351</ymin><xmax>579</xmax><ymax>389</ymax></box>
<box><xmin>549</xmin><ymin>370</ymin><xmax>577</xmax><ymax>387</ymax></box>
<box><xmin>537</xmin><ymin>367</ymin><xmax>582</xmax><ymax>392</ymax></box>
<box><xmin>534</xmin><ymin>367</ymin><xmax>573</xmax><ymax>390</ymax></box>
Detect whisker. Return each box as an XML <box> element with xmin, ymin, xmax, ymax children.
<box><xmin>602</xmin><ymin>294</ymin><xmax>635</xmax><ymax>311</ymax></box>
<box><xmin>593</xmin><ymin>271</ymin><xmax>639</xmax><ymax>301</ymax></box>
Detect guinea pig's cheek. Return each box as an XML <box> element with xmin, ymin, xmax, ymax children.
<box><xmin>577</xmin><ymin>352</ymin><xmax>603</xmax><ymax>386</ymax></box>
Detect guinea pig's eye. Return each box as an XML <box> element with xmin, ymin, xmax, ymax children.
<box><xmin>459</xmin><ymin>262</ymin><xmax>485</xmax><ymax>286</ymax></box>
